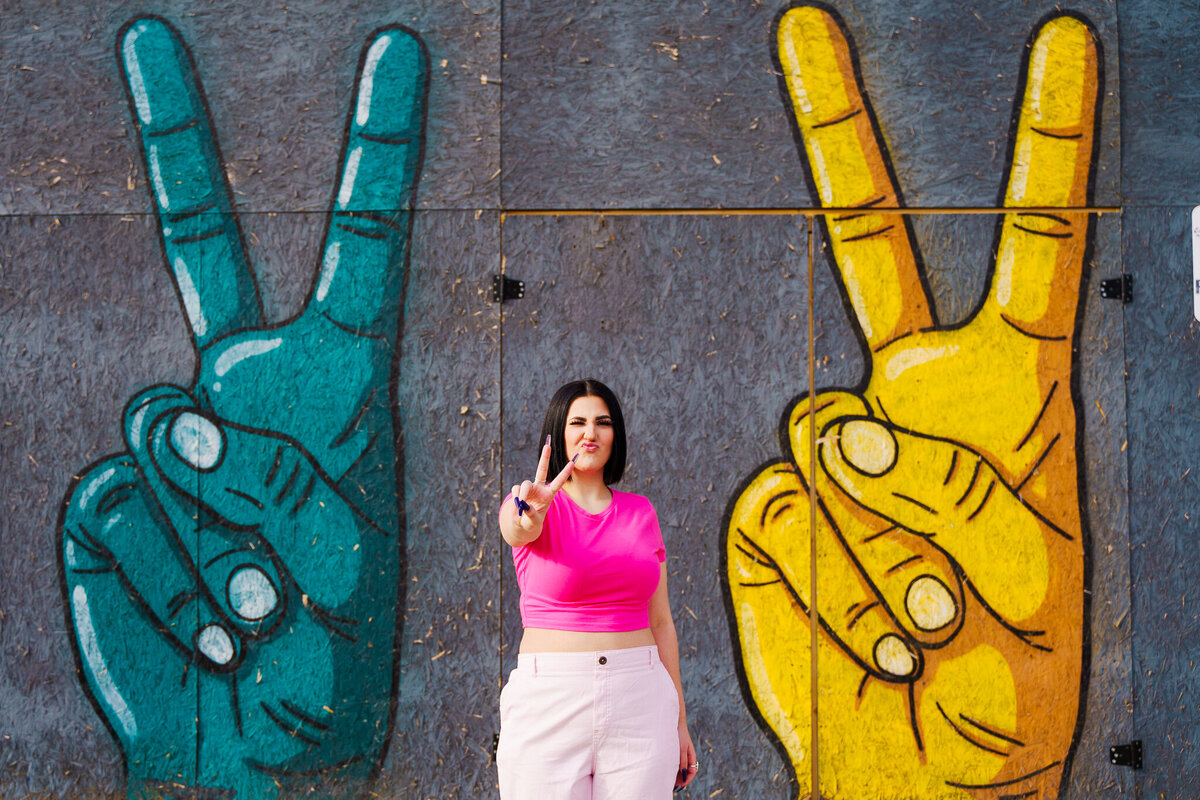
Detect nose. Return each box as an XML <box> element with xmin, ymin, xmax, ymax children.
<box><xmin>583</xmin><ymin>421</ymin><xmax>596</xmax><ymax>439</ymax></box>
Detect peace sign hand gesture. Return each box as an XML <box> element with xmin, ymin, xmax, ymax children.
<box><xmin>726</xmin><ymin>6</ymin><xmax>1098</xmax><ymax>798</ymax></box>
<box><xmin>502</xmin><ymin>437</ymin><xmax>576</xmax><ymax>546</ymax></box>
<box><xmin>59</xmin><ymin>17</ymin><xmax>426</xmax><ymax>799</ymax></box>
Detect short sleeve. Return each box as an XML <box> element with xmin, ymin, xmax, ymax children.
<box><xmin>649</xmin><ymin>502</ymin><xmax>666</xmax><ymax>562</ymax></box>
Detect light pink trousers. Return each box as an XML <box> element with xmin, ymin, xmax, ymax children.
<box><xmin>497</xmin><ymin>645</ymin><xmax>680</xmax><ymax>799</ymax></box>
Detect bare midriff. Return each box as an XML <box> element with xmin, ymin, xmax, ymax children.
<box><xmin>519</xmin><ymin>627</ymin><xmax>656</xmax><ymax>653</ymax></box>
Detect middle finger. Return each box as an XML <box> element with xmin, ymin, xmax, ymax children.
<box><xmin>533</xmin><ymin>434</ymin><xmax>552</xmax><ymax>483</ymax></box>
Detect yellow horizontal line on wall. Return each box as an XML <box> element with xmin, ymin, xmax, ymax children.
<box><xmin>502</xmin><ymin>206</ymin><xmax>1121</xmax><ymax>218</ymax></box>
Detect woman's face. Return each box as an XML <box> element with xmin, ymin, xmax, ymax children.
<box><xmin>563</xmin><ymin>395</ymin><xmax>614</xmax><ymax>475</ymax></box>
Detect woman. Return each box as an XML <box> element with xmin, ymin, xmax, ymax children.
<box><xmin>497</xmin><ymin>379</ymin><xmax>698</xmax><ymax>798</ymax></box>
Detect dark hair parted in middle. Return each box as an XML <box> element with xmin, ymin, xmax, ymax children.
<box><xmin>540</xmin><ymin>378</ymin><xmax>627</xmax><ymax>485</ymax></box>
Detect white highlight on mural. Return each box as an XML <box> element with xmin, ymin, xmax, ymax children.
<box><xmin>995</xmin><ymin>236</ymin><xmax>1016</xmax><ymax>307</ymax></box>
<box><xmin>356</xmin><ymin>35</ymin><xmax>393</xmax><ymax>127</ymax></box>
<box><xmin>73</xmin><ymin>586</ymin><xmax>138</xmax><ymax>737</ymax></box>
<box><xmin>123</xmin><ymin>26</ymin><xmax>153</xmax><ymax>124</ymax></box>
<box><xmin>198</xmin><ymin>624</ymin><xmax>235</xmax><ymax>664</ymax></box>
<box><xmin>1009</xmin><ymin>136</ymin><xmax>1031</xmax><ymax>204</ymax></box>
<box><xmin>884</xmin><ymin>344</ymin><xmax>959</xmax><ymax>381</ymax></box>
<box><xmin>840</xmin><ymin>254</ymin><xmax>873</xmax><ymax>340</ymax></box>
<box><xmin>1011</xmin><ymin>31</ymin><xmax>1052</xmax><ymax>205</ymax></box>
<box><xmin>213</xmin><ymin>337</ymin><xmax>282</xmax><ymax>376</ymax></box>
<box><xmin>874</xmin><ymin>633</ymin><xmax>915</xmax><ymax>676</ymax></box>
<box><xmin>129</xmin><ymin>401</ymin><xmax>154</xmax><ymax>448</ymax></box>
<box><xmin>1029</xmin><ymin>27</ymin><xmax>1052</xmax><ymax>122</ymax></box>
<box><xmin>173</xmin><ymin>256</ymin><xmax>207</xmax><ymax>338</ymax></box>
<box><xmin>337</xmin><ymin>148</ymin><xmax>363</xmax><ymax>211</ymax></box>
<box><xmin>170</xmin><ymin>412</ymin><xmax>223</xmax><ymax>470</ymax></box>
<box><xmin>1191</xmin><ymin>206</ymin><xmax>1200</xmax><ymax>322</ymax></box>
<box><xmin>228</xmin><ymin>567</ymin><xmax>279</xmax><ymax>621</ymax></box>
<box><xmin>810</xmin><ymin>140</ymin><xmax>834</xmax><ymax>205</ymax></box>
<box><xmin>316</xmin><ymin>241</ymin><xmax>342</xmax><ymax>302</ymax></box>
<box><xmin>781</xmin><ymin>29</ymin><xmax>812</xmax><ymax>114</ymax></box>
<box><xmin>76</xmin><ymin>467</ymin><xmax>116</xmax><ymax>511</ymax></box>
<box><xmin>906</xmin><ymin>575</ymin><xmax>957</xmax><ymax>631</ymax></box>
<box><xmin>148</xmin><ymin>145</ymin><xmax>171</xmax><ymax>210</ymax></box>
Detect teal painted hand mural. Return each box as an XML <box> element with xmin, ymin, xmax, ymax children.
<box><xmin>58</xmin><ymin>17</ymin><xmax>426</xmax><ymax>799</ymax></box>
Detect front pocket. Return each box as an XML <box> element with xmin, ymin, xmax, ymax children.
<box><xmin>499</xmin><ymin>668</ymin><xmax>525</xmax><ymax>724</ymax></box>
<box><xmin>656</xmin><ymin>664</ymin><xmax>680</xmax><ymax>719</ymax></box>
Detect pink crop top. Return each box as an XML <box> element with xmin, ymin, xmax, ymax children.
<box><xmin>507</xmin><ymin>489</ymin><xmax>666</xmax><ymax>632</ymax></box>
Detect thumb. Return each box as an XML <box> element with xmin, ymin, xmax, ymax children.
<box><xmin>818</xmin><ymin>417</ymin><xmax>1058</xmax><ymax>625</ymax></box>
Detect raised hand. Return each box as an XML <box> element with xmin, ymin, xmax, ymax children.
<box><xmin>725</xmin><ymin>5</ymin><xmax>1098</xmax><ymax>797</ymax></box>
<box><xmin>503</xmin><ymin>437</ymin><xmax>575</xmax><ymax>545</ymax></box>
<box><xmin>59</xmin><ymin>16</ymin><xmax>426</xmax><ymax>799</ymax></box>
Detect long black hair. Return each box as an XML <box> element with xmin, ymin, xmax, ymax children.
<box><xmin>540</xmin><ymin>378</ymin><xmax>627</xmax><ymax>485</ymax></box>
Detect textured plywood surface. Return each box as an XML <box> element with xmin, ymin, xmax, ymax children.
<box><xmin>500</xmin><ymin>0</ymin><xmax>1120</xmax><ymax>210</ymax></box>
<box><xmin>9</xmin><ymin>0</ymin><xmax>1200</xmax><ymax>798</ymax></box>
<box><xmin>710</xmin><ymin>210</ymin><xmax>1131</xmax><ymax>798</ymax></box>
<box><xmin>499</xmin><ymin>213</ymin><xmax>812</xmax><ymax>798</ymax></box>
<box><xmin>0</xmin><ymin>0</ymin><xmax>499</xmax><ymax>215</ymax></box>
<box><xmin>0</xmin><ymin>208</ymin><xmax>500</xmax><ymax>798</ymax></box>
<box><xmin>1118</xmin><ymin>0</ymin><xmax>1200</xmax><ymax>204</ymax></box>
<box><xmin>0</xmin><ymin>214</ymin><xmax>180</xmax><ymax>798</ymax></box>
<box><xmin>1125</xmin><ymin>207</ymin><xmax>1200</xmax><ymax>797</ymax></box>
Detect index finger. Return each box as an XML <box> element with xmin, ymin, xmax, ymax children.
<box><xmin>308</xmin><ymin>27</ymin><xmax>429</xmax><ymax>337</ymax></box>
<box><xmin>776</xmin><ymin>4</ymin><xmax>932</xmax><ymax>350</ymax></box>
<box><xmin>119</xmin><ymin>17</ymin><xmax>263</xmax><ymax>346</ymax></box>
<box><xmin>545</xmin><ymin>457</ymin><xmax>576</xmax><ymax>494</ymax></box>
<box><xmin>989</xmin><ymin>15</ymin><xmax>1099</xmax><ymax>337</ymax></box>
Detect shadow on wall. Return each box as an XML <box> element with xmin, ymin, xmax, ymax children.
<box><xmin>58</xmin><ymin>16</ymin><xmax>427</xmax><ymax>799</ymax></box>
<box><xmin>723</xmin><ymin>3</ymin><xmax>1099</xmax><ymax>798</ymax></box>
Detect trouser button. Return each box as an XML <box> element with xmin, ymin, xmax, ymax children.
<box><xmin>598</xmin><ymin>656</ymin><xmax>607</xmax><ymax>665</ymax></box>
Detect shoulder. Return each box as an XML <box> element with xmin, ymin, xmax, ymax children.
<box><xmin>612</xmin><ymin>489</ymin><xmax>654</xmax><ymax>510</ymax></box>
<box><xmin>612</xmin><ymin>490</ymin><xmax>659</xmax><ymax>522</ymax></box>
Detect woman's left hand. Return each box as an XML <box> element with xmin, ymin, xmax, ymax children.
<box><xmin>675</xmin><ymin>722</ymin><xmax>698</xmax><ymax>791</ymax></box>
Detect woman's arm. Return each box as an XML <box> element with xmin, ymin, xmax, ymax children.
<box><xmin>499</xmin><ymin>491</ymin><xmax>544</xmax><ymax>547</ymax></box>
<box><xmin>649</xmin><ymin>562</ymin><xmax>698</xmax><ymax>788</ymax></box>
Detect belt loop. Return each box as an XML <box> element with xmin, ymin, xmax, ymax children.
<box><xmin>531</xmin><ymin>654</ymin><xmax>538</xmax><ymax>677</ymax></box>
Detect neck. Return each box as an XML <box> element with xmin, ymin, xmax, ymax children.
<box><xmin>563</xmin><ymin>470</ymin><xmax>611</xmax><ymax>506</ymax></box>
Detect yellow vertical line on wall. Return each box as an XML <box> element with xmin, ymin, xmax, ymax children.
<box><xmin>806</xmin><ymin>214</ymin><xmax>819</xmax><ymax>800</ymax></box>
<box><xmin>498</xmin><ymin>210</ymin><xmax>507</xmax><ymax>701</ymax></box>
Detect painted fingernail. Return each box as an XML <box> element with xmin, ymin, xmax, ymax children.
<box><xmin>514</xmin><ymin>497</ymin><xmax>531</xmax><ymax>517</ymax></box>
<box><xmin>169</xmin><ymin>412</ymin><xmax>224</xmax><ymax>471</ymax></box>
<box><xmin>545</xmin><ymin>435</ymin><xmax>551</xmax><ymax>448</ymax></box>
<box><xmin>571</xmin><ymin>454</ymin><xmax>578</xmax><ymax>463</ymax></box>
<box><xmin>874</xmin><ymin>634</ymin><xmax>916</xmax><ymax>677</ymax></box>
<box><xmin>227</xmin><ymin>566</ymin><xmax>279</xmax><ymax>621</ymax></box>
<box><xmin>837</xmin><ymin>419</ymin><xmax>897</xmax><ymax>476</ymax></box>
<box><xmin>906</xmin><ymin>575</ymin><xmax>957</xmax><ymax>632</ymax></box>
<box><xmin>197</xmin><ymin>623</ymin><xmax>236</xmax><ymax>665</ymax></box>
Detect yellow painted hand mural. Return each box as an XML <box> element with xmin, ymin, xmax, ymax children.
<box><xmin>725</xmin><ymin>5</ymin><xmax>1099</xmax><ymax>798</ymax></box>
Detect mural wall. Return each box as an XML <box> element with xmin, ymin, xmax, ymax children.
<box><xmin>0</xmin><ymin>1</ymin><xmax>1194</xmax><ymax>799</ymax></box>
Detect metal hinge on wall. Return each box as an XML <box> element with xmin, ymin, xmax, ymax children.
<box><xmin>492</xmin><ymin>275</ymin><xmax>525</xmax><ymax>303</ymax></box>
<box><xmin>1109</xmin><ymin>740</ymin><xmax>1142</xmax><ymax>770</ymax></box>
<box><xmin>1099</xmin><ymin>274</ymin><xmax>1133</xmax><ymax>303</ymax></box>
